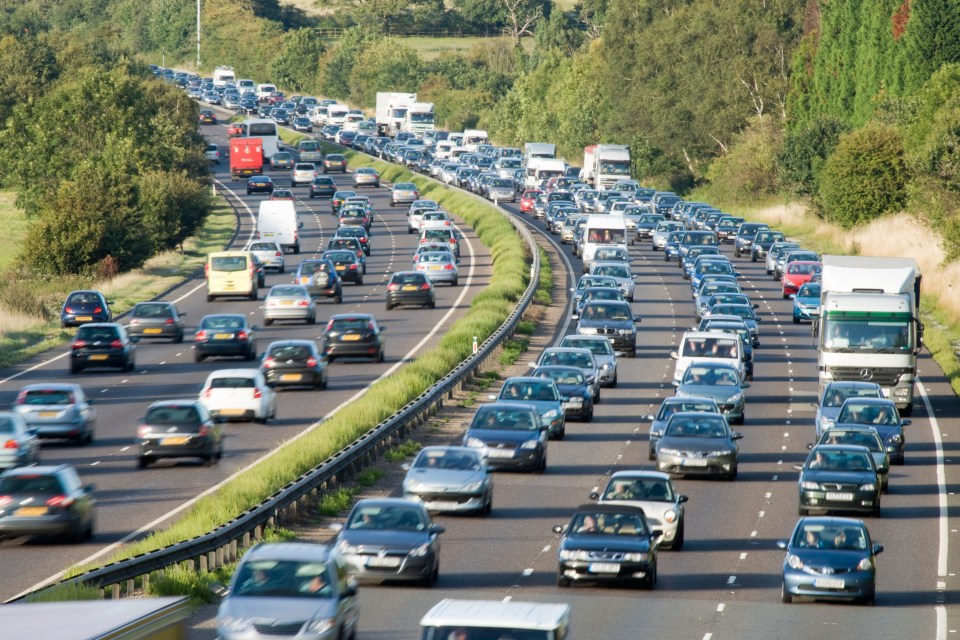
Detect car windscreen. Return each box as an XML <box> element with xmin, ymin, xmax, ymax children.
<box><xmin>414</xmin><ymin>449</ymin><xmax>482</xmax><ymax>470</ymax></box>
<box><xmin>211</xmin><ymin>256</ymin><xmax>247</xmax><ymax>272</ymax></box>
<box><xmin>581</xmin><ymin>304</ymin><xmax>631</xmax><ymax>321</ymax></box>
<box><xmin>665</xmin><ymin>415</ymin><xmax>728</xmax><ymax>437</ymax></box>
<box><xmin>471</xmin><ymin>408</ymin><xmax>539</xmax><ymax>431</ymax></box>
<box><xmin>146</xmin><ymin>405</ymin><xmax>201</xmax><ymax>426</ymax></box>
<box><xmin>501</xmin><ymin>381</ymin><xmax>558</xmax><ymax>401</ymax></box>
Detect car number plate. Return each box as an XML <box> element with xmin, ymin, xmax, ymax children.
<box><xmin>162</xmin><ymin>436</ymin><xmax>190</xmax><ymax>446</ymax></box>
<box><xmin>486</xmin><ymin>449</ymin><xmax>514</xmax><ymax>459</ymax></box>
<box><xmin>75</xmin><ymin>316</ymin><xmax>93</xmax><ymax>322</ymax></box>
<box><xmin>826</xmin><ymin>492</ymin><xmax>854</xmax><ymax>501</ymax></box>
<box><xmin>219</xmin><ymin>408</ymin><xmax>245</xmax><ymax>416</ymax></box>
<box><xmin>143</xmin><ymin>328</ymin><xmax>163</xmax><ymax>334</ymax></box>
<box><xmin>15</xmin><ymin>506</ymin><xmax>48</xmax><ymax>517</ymax></box>
<box><xmin>402</xmin><ymin>285</ymin><xmax>418</xmax><ymax>291</ymax></box>
<box><xmin>342</xmin><ymin>334</ymin><xmax>361</xmax><ymax>341</ymax></box>
<box><xmin>588</xmin><ymin>562</ymin><xmax>621</xmax><ymax>574</ymax></box>
<box><xmin>335</xmin><ymin>265</ymin><xmax>346</xmax><ymax>271</ymax></box>
<box><xmin>814</xmin><ymin>578</ymin><xmax>845</xmax><ymax>589</ymax></box>
<box><xmin>38</xmin><ymin>411</ymin><xmax>60</xmax><ymax>417</ymax></box>
<box><xmin>89</xmin><ymin>354</ymin><xmax>109</xmax><ymax>361</ymax></box>
<box><xmin>367</xmin><ymin>556</ymin><xmax>400</xmax><ymax>568</ymax></box>
<box><xmin>280</xmin><ymin>374</ymin><xmax>302</xmax><ymax>382</ymax></box>
<box><xmin>280</xmin><ymin>300</ymin><xmax>294</xmax><ymax>305</ymax></box>
<box><xmin>682</xmin><ymin>458</ymin><xmax>709</xmax><ymax>467</ymax></box>
<box><xmin>431</xmin><ymin>501</ymin><xmax>460</xmax><ymax>510</ymax></box>
<box><xmin>429</xmin><ymin>266</ymin><xmax>442</xmax><ymax>271</ymax></box>
<box><xmin>214</xmin><ymin>333</ymin><xmax>234</xmax><ymax>340</ymax></box>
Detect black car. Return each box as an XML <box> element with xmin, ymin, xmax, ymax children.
<box><xmin>61</xmin><ymin>290</ymin><xmax>113</xmax><ymax>328</ymax></box>
<box><xmin>69</xmin><ymin>323</ymin><xmax>138</xmax><ymax>373</ymax></box>
<box><xmin>246</xmin><ymin>175</ymin><xmax>274</xmax><ymax>195</ymax></box>
<box><xmin>733</xmin><ymin>222</ymin><xmax>771</xmax><ymax>258</ymax></box>
<box><xmin>136</xmin><ymin>400</ymin><xmax>223</xmax><ymax>468</ymax></box>
<box><xmin>796</xmin><ymin>444</ymin><xmax>882</xmax><ymax>516</ymax></box>
<box><xmin>322</xmin><ymin>313</ymin><xmax>385</xmax><ymax>362</ymax></box>
<box><xmin>321</xmin><ymin>124</ymin><xmax>341</xmax><ymax>141</ymax></box>
<box><xmin>294</xmin><ymin>259</ymin><xmax>344</xmax><ymax>303</ymax></box>
<box><xmin>554</xmin><ymin>503</ymin><xmax>661</xmax><ymax>588</ymax></box>
<box><xmin>292</xmin><ymin>117</ymin><xmax>312</xmax><ymax>132</ymax></box>
<box><xmin>194</xmin><ymin>314</ymin><xmax>257</xmax><ymax>361</ymax></box>
<box><xmin>385</xmin><ymin>271</ymin><xmax>435</xmax><ymax>310</ymax></box>
<box><xmin>576</xmin><ymin>301</ymin><xmax>642</xmax><ymax>358</ymax></box>
<box><xmin>463</xmin><ymin>402</ymin><xmax>547</xmax><ymax>473</ymax></box>
<box><xmin>334</xmin><ymin>226</ymin><xmax>371</xmax><ymax>255</ymax></box>
<box><xmin>321</xmin><ymin>250</ymin><xmax>364</xmax><ymax>285</ymax></box>
<box><xmin>0</xmin><ymin>464</ymin><xmax>96</xmax><ymax>542</ymax></box>
<box><xmin>309</xmin><ymin>176</ymin><xmax>338</xmax><ymax>199</ymax></box>
<box><xmin>531</xmin><ymin>365</ymin><xmax>595</xmax><ymax>422</ymax></box>
<box><xmin>260</xmin><ymin>339</ymin><xmax>329</xmax><ymax>390</ymax></box>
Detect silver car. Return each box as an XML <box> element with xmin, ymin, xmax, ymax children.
<box><xmin>674</xmin><ymin>362</ymin><xmax>749</xmax><ymax>425</ymax></box>
<box><xmin>352</xmin><ymin>166</ymin><xmax>380</xmax><ymax>188</ymax></box>
<box><xmin>217</xmin><ymin>542</ymin><xmax>360</xmax><ymax>640</ymax></box>
<box><xmin>0</xmin><ymin>412</ymin><xmax>41</xmax><ymax>470</ymax></box>
<box><xmin>533</xmin><ymin>347</ymin><xmax>602</xmax><ymax>401</ymax></box>
<box><xmin>589</xmin><ymin>262</ymin><xmax>636</xmax><ymax>301</ymax></box>
<box><xmin>263</xmin><ymin>284</ymin><xmax>316</xmax><ymax>325</ymax></box>
<box><xmin>12</xmin><ymin>383</ymin><xmax>96</xmax><ymax>445</ymax></box>
<box><xmin>245</xmin><ymin>240</ymin><xmax>286</xmax><ymax>273</ymax></box>
<box><xmin>486</xmin><ymin>178</ymin><xmax>516</xmax><ymax>202</ymax></box>
<box><xmin>559</xmin><ymin>334</ymin><xmax>619</xmax><ymax>387</ymax></box>
<box><xmin>414</xmin><ymin>250</ymin><xmax>459</xmax><ymax>285</ymax></box>
<box><xmin>652</xmin><ymin>221</ymin><xmax>684</xmax><ymax>250</ymax></box>
<box><xmin>402</xmin><ymin>446</ymin><xmax>492</xmax><ymax>515</ymax></box>
<box><xmin>592</xmin><ymin>470</ymin><xmax>689</xmax><ymax>549</ymax></box>
<box><xmin>766</xmin><ymin>242</ymin><xmax>800</xmax><ymax>275</ymax></box>
<box><xmin>291</xmin><ymin>162</ymin><xmax>318</xmax><ymax>187</ymax></box>
<box><xmin>815</xmin><ymin>381</ymin><xmax>883</xmax><ymax>436</ymax></box>
<box><xmin>656</xmin><ymin>411</ymin><xmax>742</xmax><ymax>480</ymax></box>
<box><xmin>644</xmin><ymin>396</ymin><xmax>721</xmax><ymax>460</ymax></box>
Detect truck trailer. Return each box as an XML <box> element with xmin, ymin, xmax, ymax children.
<box><xmin>375</xmin><ymin>92</ymin><xmax>416</xmax><ymax>137</ymax></box>
<box><xmin>816</xmin><ymin>255</ymin><xmax>923</xmax><ymax>414</ymax></box>
<box><xmin>581</xmin><ymin>144</ymin><xmax>632</xmax><ymax>189</ymax></box>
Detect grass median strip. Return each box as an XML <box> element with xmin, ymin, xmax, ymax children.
<box><xmin>55</xmin><ymin>144</ymin><xmax>537</xmax><ymax>593</ymax></box>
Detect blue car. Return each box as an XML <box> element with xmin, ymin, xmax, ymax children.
<box><xmin>60</xmin><ymin>290</ymin><xmax>113</xmax><ymax>328</ymax></box>
<box><xmin>792</xmin><ymin>282</ymin><xmax>821</xmax><ymax>324</ymax></box>
<box><xmin>778</xmin><ymin>516</ymin><xmax>883</xmax><ymax>605</ymax></box>
<box><xmin>492</xmin><ymin>376</ymin><xmax>566</xmax><ymax>439</ymax></box>
<box><xmin>531</xmin><ymin>365</ymin><xmax>594</xmax><ymax>422</ymax></box>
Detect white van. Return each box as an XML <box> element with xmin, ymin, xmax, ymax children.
<box><xmin>327</xmin><ymin>104</ymin><xmax>349</xmax><ymax>126</ymax></box>
<box><xmin>256</xmin><ymin>83</ymin><xmax>277</xmax><ymax>102</ymax></box>
<box><xmin>257</xmin><ymin>201</ymin><xmax>302</xmax><ymax>254</ymax></box>
<box><xmin>670</xmin><ymin>330</ymin><xmax>745</xmax><ymax>383</ymax></box>
<box><xmin>435</xmin><ymin>141</ymin><xmax>455</xmax><ymax>160</ymax></box>
<box><xmin>420</xmin><ymin>599</ymin><xmax>571</xmax><ymax>640</ymax></box>
<box><xmin>581</xmin><ymin>215</ymin><xmax>629</xmax><ymax>268</ymax></box>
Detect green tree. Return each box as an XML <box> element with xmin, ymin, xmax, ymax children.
<box><xmin>349</xmin><ymin>39</ymin><xmax>424</xmax><ymax>106</ymax></box>
<box><xmin>778</xmin><ymin>118</ymin><xmax>849</xmax><ymax>195</ymax></box>
<box><xmin>271</xmin><ymin>28</ymin><xmax>326</xmax><ymax>93</ymax></box>
<box><xmin>903</xmin><ymin>0</ymin><xmax>960</xmax><ymax>91</ymax></box>
<box><xmin>705</xmin><ymin>115</ymin><xmax>784</xmax><ymax>202</ymax></box>
<box><xmin>317</xmin><ymin>26</ymin><xmax>376</xmax><ymax>100</ymax></box>
<box><xmin>816</xmin><ymin>123</ymin><xmax>909</xmax><ymax>227</ymax></box>
<box><xmin>0</xmin><ymin>33</ymin><xmax>58</xmax><ymax>133</ymax></box>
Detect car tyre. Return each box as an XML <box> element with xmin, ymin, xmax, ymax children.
<box><xmin>557</xmin><ymin>572</ymin><xmax>570</xmax><ymax>588</ymax></box>
<box><xmin>793</xmin><ymin>316</ymin><xmax>800</xmax><ymax>324</ymax></box>
<box><xmin>356</xmin><ymin>277</ymin><xmax>363</xmax><ymax>286</ymax></box>
<box><xmin>174</xmin><ymin>330</ymin><xmax>184</xmax><ymax>344</ymax></box>
<box><xmin>137</xmin><ymin>456</ymin><xmax>152</xmax><ymax>469</ymax></box>
<box><xmin>798</xmin><ymin>506</ymin><xmax>809</xmax><ymax>516</ymax></box>
<box><xmin>727</xmin><ymin>465</ymin><xmax>738</xmax><ymax>481</ymax></box>
<box><xmin>385</xmin><ymin>301</ymin><xmax>393</xmax><ymax>311</ymax></box>
<box><xmin>264</xmin><ymin>318</ymin><xmax>274</xmax><ymax>326</ymax></box>
<box><xmin>70</xmin><ymin>362</ymin><xmax>82</xmax><ymax>374</ymax></box>
<box><xmin>671</xmin><ymin>522</ymin><xmax>685</xmax><ymax>550</ymax></box>
<box><xmin>609</xmin><ymin>374</ymin><xmax>618</xmax><ymax>388</ymax></box>
<box><xmin>781</xmin><ymin>583</ymin><xmax>792</xmax><ymax>603</ymax></box>
<box><xmin>872</xmin><ymin>502</ymin><xmax>881</xmax><ymax>517</ymax></box>
<box><xmin>195</xmin><ymin>351</ymin><xmax>206</xmax><ymax>363</ymax></box>
<box><xmin>307</xmin><ymin>315</ymin><xmax>316</xmax><ymax>325</ymax></box>
<box><xmin>584</xmin><ymin>407</ymin><xmax>594</xmax><ymax>423</ymax></box>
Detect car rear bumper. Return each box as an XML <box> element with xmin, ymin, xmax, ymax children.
<box><xmin>388</xmin><ymin>291</ymin><xmax>434</xmax><ymax>307</ymax></box>
<box><xmin>139</xmin><ymin>438</ymin><xmax>214</xmax><ymax>460</ymax></box>
<box><xmin>0</xmin><ymin>514</ymin><xmax>79</xmax><ymax>538</ymax></box>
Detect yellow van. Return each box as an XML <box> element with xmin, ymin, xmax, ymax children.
<box><xmin>206</xmin><ymin>251</ymin><xmax>258</xmax><ymax>302</ymax></box>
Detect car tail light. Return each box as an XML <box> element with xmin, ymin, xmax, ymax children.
<box><xmin>444</xmin><ymin>264</ymin><xmax>454</xmax><ymax>270</ymax></box>
<box><xmin>15</xmin><ymin>391</ymin><xmax>27</xmax><ymax>405</ymax></box>
<box><xmin>94</xmin><ymin>307</ymin><xmax>103</xmax><ymax>314</ymax></box>
<box><xmin>65</xmin><ymin>306</ymin><xmax>74</xmax><ymax>314</ymax></box>
<box><xmin>275</xmin><ymin>251</ymin><xmax>283</xmax><ymax>257</ymax></box>
<box><xmin>237</xmin><ymin>330</ymin><xmax>250</xmax><ymax>341</ymax></box>
<box><xmin>3</xmin><ymin>439</ymin><xmax>19</xmax><ymax>450</ymax></box>
<box><xmin>72</xmin><ymin>340</ymin><xmax>88</xmax><ymax>350</ymax></box>
<box><xmin>204</xmin><ymin>263</ymin><xmax>209</xmax><ymax>277</ymax></box>
<box><xmin>0</xmin><ymin>496</ymin><xmax>12</xmax><ymax>507</ymax></box>
<box><xmin>253</xmin><ymin>388</ymin><xmax>263</xmax><ymax>399</ymax></box>
<box><xmin>203</xmin><ymin>388</ymin><xmax>213</xmax><ymax>398</ymax></box>
<box><xmin>349</xmin><ymin>264</ymin><xmax>357</xmax><ymax>270</ymax></box>
<box><xmin>110</xmin><ymin>339</ymin><xmax>123</xmax><ymax>349</ymax></box>
<box><xmin>46</xmin><ymin>495</ymin><xmax>74</xmax><ymax>508</ymax></box>
<box><xmin>368</xmin><ymin>321</ymin><xmax>376</xmax><ymax>332</ymax></box>
<box><xmin>195</xmin><ymin>330</ymin><xmax>207</xmax><ymax>341</ymax></box>
<box><xmin>387</xmin><ymin>284</ymin><xmax>399</xmax><ymax>291</ymax></box>
<box><xmin>165</xmin><ymin>318</ymin><xmax>174</xmax><ymax>325</ymax></box>
<box><xmin>306</xmin><ymin>356</ymin><xmax>318</xmax><ymax>367</ymax></box>
<box><xmin>198</xmin><ymin>425</ymin><xmax>209</xmax><ymax>437</ymax></box>
<box><xmin>296</xmin><ymin>299</ymin><xmax>310</xmax><ymax>306</ymax></box>
<box><xmin>137</xmin><ymin>424</ymin><xmax>152</xmax><ymax>438</ymax></box>
<box><xmin>420</xmin><ymin>238</ymin><xmax>427</xmax><ymax>244</ymax></box>
<box><xmin>421</xmin><ymin>283</ymin><xmax>431</xmax><ymax>290</ymax></box>
<box><xmin>325</xmin><ymin>320</ymin><xmax>334</xmax><ymax>331</ymax></box>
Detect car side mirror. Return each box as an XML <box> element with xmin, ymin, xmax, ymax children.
<box><xmin>488</xmin><ymin>394</ymin><xmax>497</xmax><ymax>401</ymax></box>
<box><xmin>341</xmin><ymin>584</ymin><xmax>358</xmax><ymax>598</ymax></box>
<box><xmin>873</xmin><ymin>543</ymin><xmax>884</xmax><ymax>555</ymax></box>
<box><xmin>552</xmin><ymin>524</ymin><xmax>565</xmax><ymax>534</ymax></box>
<box><xmin>430</xmin><ymin>524</ymin><xmax>445</xmax><ymax>535</ymax></box>
<box><xmin>792</xmin><ymin>464</ymin><xmax>804</xmax><ymax>471</ymax></box>
<box><xmin>678</xmin><ymin>495</ymin><xmax>689</xmax><ymax>504</ymax></box>
<box><xmin>806</xmin><ymin>443</ymin><xmax>814</xmax><ymax>450</ymax></box>
<box><xmin>527</xmin><ymin>361</ymin><xmax>537</xmax><ymax>369</ymax></box>
<box><xmin>84</xmin><ymin>483</ymin><xmax>96</xmax><ymax>493</ymax></box>
<box><xmin>400</xmin><ymin>463</ymin><xmax>411</xmax><ymax>471</ymax></box>
<box><xmin>753</xmin><ymin>304</ymin><xmax>759</xmax><ymax>309</ymax></box>
<box><xmin>27</xmin><ymin>428</ymin><xmax>39</xmax><ymax>437</ymax></box>
<box><xmin>669</xmin><ymin>350</ymin><xmax>679</xmax><ymax>359</ymax></box>
<box><xmin>107</xmin><ymin>301</ymin><xmax>115</xmax><ymax>306</ymax></box>
<box><xmin>776</xmin><ymin>540</ymin><xmax>788</xmax><ymax>550</ymax></box>
<box><xmin>642</xmin><ymin>415</ymin><xmax>655</xmax><ymax>422</ymax></box>
<box><xmin>634</xmin><ymin>315</ymin><xmax>642</xmax><ymax>323</ymax></box>
<box><xmin>902</xmin><ymin>419</ymin><xmax>911</xmax><ymax>426</ymax></box>
<box><xmin>672</xmin><ymin>380</ymin><xmax>680</xmax><ymax>387</ymax></box>
<box><xmin>732</xmin><ymin>432</ymin><xmax>743</xmax><ymax>440</ymax></box>
<box><xmin>588</xmin><ymin>491</ymin><xmax>600</xmax><ymax>500</ymax></box>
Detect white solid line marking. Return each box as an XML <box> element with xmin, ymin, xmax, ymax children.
<box><xmin>522</xmin><ymin>568</ymin><xmax>533</xmax><ymax>576</ymax></box>
<box><xmin>938</xmin><ymin>606</ymin><xmax>947</xmax><ymax>640</ymax></box>
<box><xmin>717</xmin><ymin>603</ymin><xmax>725</xmax><ymax>612</ymax></box>
<box><xmin>758</xmin><ymin>511</ymin><xmax>765</xmax><ymax>518</ymax></box>
<box><xmin>704</xmin><ymin>634</ymin><xmax>713</xmax><ymax>640</ymax></box>
<box><xmin>917</xmin><ymin>375</ymin><xmax>949</xmax><ymax>579</ymax></box>
<box><xmin>120</xmin><ymin>446</ymin><xmax>129</xmax><ymax>452</ymax></box>
<box><xmin>750</xmin><ymin>531</ymin><xmax>757</xmax><ymax>538</ymax></box>
<box><xmin>503</xmin><ymin>596</ymin><xmax>512</xmax><ymax>602</ymax></box>
<box><xmin>90</xmin><ymin>461</ymin><xmax>100</xmax><ymax>466</ymax></box>
<box><xmin>542</xmin><ymin>546</ymin><xmax>551</xmax><ymax>553</ymax></box>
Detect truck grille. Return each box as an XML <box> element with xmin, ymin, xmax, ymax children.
<box><xmin>828</xmin><ymin>367</ymin><xmax>908</xmax><ymax>386</ymax></box>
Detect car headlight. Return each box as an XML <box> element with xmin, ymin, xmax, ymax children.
<box><xmin>405</xmin><ymin>478</ymin><xmax>424</xmax><ymax>491</ymax></box>
<box><xmin>559</xmin><ymin>549</ymin><xmax>589</xmax><ymax>561</ymax></box>
<box><xmin>520</xmin><ymin>439</ymin><xmax>540</xmax><ymax>450</ymax></box>
<box><xmin>617</xmin><ymin>329</ymin><xmax>635</xmax><ymax>337</ymax></box>
<box><xmin>622</xmin><ymin>552</ymin><xmax>649</xmax><ymax>562</ymax></box>
<box><xmin>860</xmin><ymin>483</ymin><xmax>876</xmax><ymax>492</ymax></box>
<box><xmin>658</xmin><ymin>447</ymin><xmax>681</xmax><ymax>456</ymax></box>
<box><xmin>663</xmin><ymin>509</ymin><xmax>678</xmax><ymax>523</ymax></box>
<box><xmin>218</xmin><ymin>616</ymin><xmax>253</xmax><ymax>633</ymax></box>
<box><xmin>543</xmin><ymin>409</ymin><xmax>559</xmax><ymax>420</ymax></box>
<box><xmin>462</xmin><ymin>480</ymin><xmax>483</xmax><ymax>492</ymax></box>
<box><xmin>306</xmin><ymin>618</ymin><xmax>336</xmax><ymax>634</ymax></box>
<box><xmin>786</xmin><ymin>554</ymin><xmax>804</xmax><ymax>569</ymax></box>
<box><xmin>338</xmin><ymin>539</ymin><xmax>359</xmax><ymax>555</ymax></box>
<box><xmin>857</xmin><ymin>557</ymin><xmax>874</xmax><ymax>571</ymax></box>
<box><xmin>729</xmin><ymin>393</ymin><xmax>743</xmax><ymax>403</ymax></box>
<box><xmin>409</xmin><ymin>543</ymin><xmax>431</xmax><ymax>557</ymax></box>
<box><xmin>888</xmin><ymin>434</ymin><xmax>903</xmax><ymax>444</ymax></box>
<box><xmin>600</xmin><ymin>363</ymin><xmax>612</xmax><ymax>370</ymax></box>
<box><xmin>820</xmin><ymin>418</ymin><xmax>835</xmax><ymax>430</ymax></box>
<box><xmin>465</xmin><ymin>437</ymin><xmax>485</xmax><ymax>448</ymax></box>
<box><xmin>579</xmin><ymin>326</ymin><xmax>598</xmax><ymax>335</ymax></box>
<box><xmin>894</xmin><ymin>387</ymin><xmax>910</xmax><ymax>397</ymax></box>
<box><xmin>800</xmin><ymin>481</ymin><xmax>820</xmax><ymax>490</ymax></box>
<box><xmin>709</xmin><ymin>449</ymin><xmax>732</xmax><ymax>457</ymax></box>
<box><xmin>675</xmin><ymin>389</ymin><xmax>689</xmax><ymax>398</ymax></box>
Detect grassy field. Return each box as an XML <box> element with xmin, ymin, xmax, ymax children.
<box><xmin>0</xmin><ymin>191</ymin><xmax>30</xmax><ymax>271</ymax></box>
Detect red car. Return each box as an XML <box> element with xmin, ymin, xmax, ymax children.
<box><xmin>782</xmin><ymin>261</ymin><xmax>822</xmax><ymax>299</ymax></box>
<box><xmin>267</xmin><ymin>91</ymin><xmax>286</xmax><ymax>104</ymax></box>
<box><xmin>520</xmin><ymin>190</ymin><xmax>541</xmax><ymax>214</ymax></box>
<box><xmin>227</xmin><ymin>122</ymin><xmax>247</xmax><ymax>137</ymax></box>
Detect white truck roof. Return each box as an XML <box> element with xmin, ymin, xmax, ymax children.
<box><xmin>821</xmin><ymin>255</ymin><xmax>919</xmax><ymax>296</ymax></box>
<box><xmin>420</xmin><ymin>599</ymin><xmax>571</xmax><ymax>631</ymax></box>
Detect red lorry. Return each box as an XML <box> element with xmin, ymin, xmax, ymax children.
<box><xmin>229</xmin><ymin>137</ymin><xmax>264</xmax><ymax>180</ymax></box>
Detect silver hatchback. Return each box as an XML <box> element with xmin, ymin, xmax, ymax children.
<box><xmin>263</xmin><ymin>284</ymin><xmax>316</xmax><ymax>325</ymax></box>
<box><xmin>415</xmin><ymin>251</ymin><xmax>459</xmax><ymax>285</ymax></box>
<box><xmin>245</xmin><ymin>240</ymin><xmax>286</xmax><ymax>273</ymax></box>
<box><xmin>13</xmin><ymin>383</ymin><xmax>96</xmax><ymax>445</ymax></box>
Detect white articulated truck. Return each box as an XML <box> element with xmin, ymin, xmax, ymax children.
<box><xmin>402</xmin><ymin>102</ymin><xmax>435</xmax><ymax>134</ymax></box>
<box><xmin>817</xmin><ymin>255</ymin><xmax>923</xmax><ymax>415</ymax></box>
<box><xmin>581</xmin><ymin>144</ymin><xmax>632</xmax><ymax>189</ymax></box>
<box><xmin>375</xmin><ymin>92</ymin><xmax>416</xmax><ymax>137</ymax></box>
<box><xmin>524</xmin><ymin>142</ymin><xmax>557</xmax><ymax>166</ymax></box>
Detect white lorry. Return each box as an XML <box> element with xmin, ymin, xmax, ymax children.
<box><xmin>375</xmin><ymin>92</ymin><xmax>416</xmax><ymax>137</ymax></box>
<box><xmin>462</xmin><ymin>129</ymin><xmax>489</xmax><ymax>150</ymax></box>
<box><xmin>326</xmin><ymin>104</ymin><xmax>349</xmax><ymax>127</ymax></box>
<box><xmin>213</xmin><ymin>66</ymin><xmax>235</xmax><ymax>87</ymax></box>
<box><xmin>257</xmin><ymin>201</ymin><xmax>302</xmax><ymax>254</ymax></box>
<box><xmin>524</xmin><ymin>142</ymin><xmax>557</xmax><ymax>166</ymax></box>
<box><xmin>525</xmin><ymin>157</ymin><xmax>567</xmax><ymax>190</ymax></box>
<box><xmin>581</xmin><ymin>214</ymin><xmax>629</xmax><ymax>268</ymax></box>
<box><xmin>402</xmin><ymin>102</ymin><xmax>435</xmax><ymax>135</ymax></box>
<box><xmin>816</xmin><ymin>255</ymin><xmax>923</xmax><ymax>414</ymax></box>
<box><xmin>581</xmin><ymin>144</ymin><xmax>632</xmax><ymax>189</ymax></box>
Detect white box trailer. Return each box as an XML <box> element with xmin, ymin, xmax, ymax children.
<box><xmin>375</xmin><ymin>92</ymin><xmax>416</xmax><ymax>136</ymax></box>
<box><xmin>817</xmin><ymin>255</ymin><xmax>922</xmax><ymax>413</ymax></box>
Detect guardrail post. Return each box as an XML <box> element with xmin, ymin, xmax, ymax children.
<box><xmin>217</xmin><ymin>546</ymin><xmax>225</xmax><ymax>568</ymax></box>
<box><xmin>255</xmin><ymin>524</ymin><xmax>263</xmax><ymax>541</ymax></box>
<box><xmin>200</xmin><ymin>554</ymin><xmax>208</xmax><ymax>573</ymax></box>
<box><xmin>243</xmin><ymin>531</ymin><xmax>251</xmax><ymax>548</ymax></box>
<box><xmin>230</xmin><ymin>540</ymin><xmax>238</xmax><ymax>562</ymax></box>
<box><xmin>142</xmin><ymin>573</ymin><xmax>149</xmax><ymax>592</ymax></box>
<box><xmin>208</xmin><ymin>550</ymin><xmax>217</xmax><ymax>570</ymax></box>
<box><xmin>126</xmin><ymin>578</ymin><xmax>135</xmax><ymax>597</ymax></box>
<box><xmin>111</xmin><ymin>583</ymin><xmax>120</xmax><ymax>600</ymax></box>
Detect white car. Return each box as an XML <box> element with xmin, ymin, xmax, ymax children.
<box><xmin>291</xmin><ymin>163</ymin><xmax>318</xmax><ymax>187</ymax></box>
<box><xmin>204</xmin><ymin>143</ymin><xmax>221</xmax><ymax>164</ymax></box>
<box><xmin>418</xmin><ymin>210</ymin><xmax>454</xmax><ymax>233</ymax></box>
<box><xmin>243</xmin><ymin>240</ymin><xmax>285</xmax><ymax>273</ymax></box>
<box><xmin>199</xmin><ymin>369</ymin><xmax>277</xmax><ymax>424</ymax></box>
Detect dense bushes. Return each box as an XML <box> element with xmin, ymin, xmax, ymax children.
<box><xmin>703</xmin><ymin>116</ymin><xmax>783</xmax><ymax>203</ymax></box>
<box><xmin>815</xmin><ymin>124</ymin><xmax>909</xmax><ymax>228</ymax></box>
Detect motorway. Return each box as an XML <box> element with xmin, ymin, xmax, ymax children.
<box><xmin>0</xmin><ymin>125</ymin><xmax>492</xmax><ymax>602</ymax></box>
<box><xmin>323</xmin><ymin>182</ymin><xmax>959</xmax><ymax>638</ymax></box>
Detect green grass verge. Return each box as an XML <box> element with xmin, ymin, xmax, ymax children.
<box><xmin>0</xmin><ymin>200</ymin><xmax>235</xmax><ymax>369</ymax></box>
<box><xmin>0</xmin><ymin>190</ymin><xmax>29</xmax><ymax>271</ymax></box>
<box><xmin>56</xmin><ymin>149</ymin><xmax>530</xmax><ymax>587</ymax></box>
<box><xmin>385</xmin><ymin>440</ymin><xmax>423</xmax><ymax>462</ymax></box>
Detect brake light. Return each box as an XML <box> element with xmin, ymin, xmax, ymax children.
<box><xmin>444</xmin><ymin>264</ymin><xmax>454</xmax><ymax>270</ymax></box>
<box><xmin>165</xmin><ymin>318</ymin><xmax>174</xmax><ymax>325</ymax></box>
<box><xmin>306</xmin><ymin>356</ymin><xmax>318</xmax><ymax>367</ymax></box>
<box><xmin>198</xmin><ymin>425</ymin><xmax>210</xmax><ymax>437</ymax></box>
<box><xmin>15</xmin><ymin>391</ymin><xmax>26</xmax><ymax>405</ymax></box>
<box><xmin>65</xmin><ymin>307</ymin><xmax>74</xmax><ymax>314</ymax></box>
<box><xmin>253</xmin><ymin>388</ymin><xmax>263</xmax><ymax>399</ymax></box>
<box><xmin>325</xmin><ymin>320</ymin><xmax>334</xmax><ymax>331</ymax></box>
<box><xmin>3</xmin><ymin>439</ymin><xmax>18</xmax><ymax>450</ymax></box>
<box><xmin>195</xmin><ymin>330</ymin><xmax>207</xmax><ymax>341</ymax></box>
<box><xmin>72</xmin><ymin>340</ymin><xmax>88</xmax><ymax>350</ymax></box>
<box><xmin>203</xmin><ymin>388</ymin><xmax>213</xmax><ymax>398</ymax></box>
<box><xmin>110</xmin><ymin>339</ymin><xmax>123</xmax><ymax>349</ymax></box>
<box><xmin>421</xmin><ymin>283</ymin><xmax>431</xmax><ymax>290</ymax></box>
<box><xmin>296</xmin><ymin>299</ymin><xmax>310</xmax><ymax>306</ymax></box>
<box><xmin>46</xmin><ymin>495</ymin><xmax>74</xmax><ymax>508</ymax></box>
<box><xmin>94</xmin><ymin>307</ymin><xmax>103</xmax><ymax>314</ymax></box>
<box><xmin>204</xmin><ymin>263</ymin><xmax>209</xmax><ymax>277</ymax></box>
<box><xmin>275</xmin><ymin>251</ymin><xmax>283</xmax><ymax>257</ymax></box>
<box><xmin>0</xmin><ymin>496</ymin><xmax>12</xmax><ymax>507</ymax></box>
<box><xmin>237</xmin><ymin>330</ymin><xmax>249</xmax><ymax>341</ymax></box>
<box><xmin>137</xmin><ymin>424</ymin><xmax>152</xmax><ymax>438</ymax></box>
<box><xmin>387</xmin><ymin>284</ymin><xmax>399</xmax><ymax>291</ymax></box>
<box><xmin>349</xmin><ymin>264</ymin><xmax>357</xmax><ymax>269</ymax></box>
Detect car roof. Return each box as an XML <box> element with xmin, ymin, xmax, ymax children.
<box><xmin>0</xmin><ymin>464</ymin><xmax>72</xmax><ymax>478</ymax></box>
<box><xmin>205</xmin><ymin>368</ymin><xmax>261</xmax><ymax>378</ymax></box>
<box><xmin>19</xmin><ymin>383</ymin><xmax>83</xmax><ymax>391</ymax></box>
<box><xmin>243</xmin><ymin>542</ymin><xmax>333</xmax><ymax>563</ymax></box>
<box><xmin>329</xmin><ymin>313</ymin><xmax>375</xmax><ymax>320</ymax></box>
<box><xmin>147</xmin><ymin>399</ymin><xmax>202</xmax><ymax>408</ymax></box>
<box><xmin>609</xmin><ymin>470</ymin><xmax>672</xmax><ymax>481</ymax></box>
